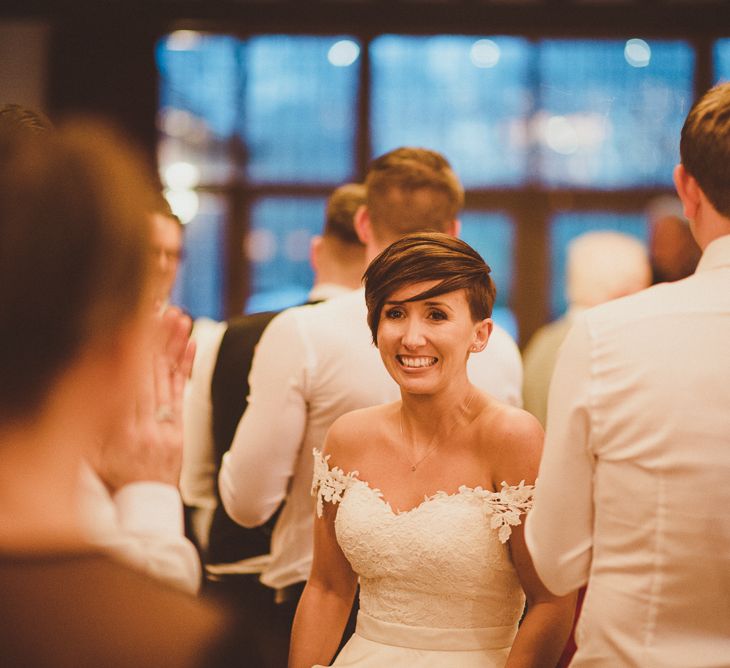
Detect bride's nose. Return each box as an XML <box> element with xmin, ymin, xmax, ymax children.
<box><xmin>401</xmin><ymin>318</ymin><xmax>427</xmax><ymax>349</ymax></box>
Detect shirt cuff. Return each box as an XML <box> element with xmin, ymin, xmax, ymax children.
<box><xmin>113</xmin><ymin>482</ymin><xmax>185</xmax><ymax>537</ymax></box>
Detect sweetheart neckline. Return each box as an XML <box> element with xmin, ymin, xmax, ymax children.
<box><xmin>313</xmin><ymin>449</ymin><xmax>535</xmax><ymax>542</ymax></box>
<box><xmin>348</xmin><ymin>477</ymin><xmax>500</xmax><ymax>517</ymax></box>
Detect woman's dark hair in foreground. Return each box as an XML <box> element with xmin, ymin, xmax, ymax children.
<box><xmin>0</xmin><ymin>119</ymin><xmax>157</xmax><ymax>420</ymax></box>
<box><xmin>363</xmin><ymin>232</ymin><xmax>496</xmax><ymax>344</ymax></box>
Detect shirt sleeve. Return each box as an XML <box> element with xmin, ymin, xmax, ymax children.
<box><xmin>180</xmin><ymin>318</ymin><xmax>226</xmax><ymax>510</ymax></box>
<box><xmin>80</xmin><ymin>467</ymin><xmax>202</xmax><ymax>595</ymax></box>
<box><xmin>218</xmin><ymin>307</ymin><xmax>309</xmax><ymax>528</ymax></box>
<box><xmin>524</xmin><ymin>313</ymin><xmax>595</xmax><ymax>596</ymax></box>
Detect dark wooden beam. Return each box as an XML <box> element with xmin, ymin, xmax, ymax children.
<box><xmin>3</xmin><ymin>1</ymin><xmax>730</xmax><ymax>39</ymax></box>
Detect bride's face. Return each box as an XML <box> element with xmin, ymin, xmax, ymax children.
<box><xmin>376</xmin><ymin>280</ymin><xmax>492</xmax><ymax>395</ymax></box>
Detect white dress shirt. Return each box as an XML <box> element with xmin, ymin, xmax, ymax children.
<box><xmin>79</xmin><ymin>463</ymin><xmax>201</xmax><ymax>594</ymax></box>
<box><xmin>220</xmin><ymin>288</ymin><xmax>523</xmax><ymax>591</ymax></box>
<box><xmin>181</xmin><ymin>285</ymin><xmax>351</xmax><ymax>564</ymax></box>
<box><xmin>181</xmin><ymin>317</ymin><xmax>228</xmax><ymax>510</ymax></box>
<box><xmin>525</xmin><ymin>234</ymin><xmax>730</xmax><ymax>667</ymax></box>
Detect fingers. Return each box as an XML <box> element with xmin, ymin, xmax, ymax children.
<box><xmin>152</xmin><ymin>305</ymin><xmax>194</xmax><ymax>423</ymax></box>
<box><xmin>165</xmin><ymin>309</ymin><xmax>192</xmax><ymax>368</ymax></box>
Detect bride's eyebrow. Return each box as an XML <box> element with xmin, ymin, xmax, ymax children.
<box><xmin>423</xmin><ymin>300</ymin><xmax>453</xmax><ymax>310</ymax></box>
<box><xmin>383</xmin><ymin>299</ymin><xmax>454</xmax><ymax>312</ymax></box>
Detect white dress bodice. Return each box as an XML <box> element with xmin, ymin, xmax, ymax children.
<box><xmin>312</xmin><ymin>450</ymin><xmax>534</xmax><ymax>632</ymax></box>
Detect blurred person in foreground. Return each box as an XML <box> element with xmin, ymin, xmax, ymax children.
<box><xmin>525</xmin><ymin>83</ymin><xmax>730</xmax><ymax>666</ymax></box>
<box><xmin>0</xmin><ymin>102</ymin><xmax>201</xmax><ymax>595</ymax></box>
<box><xmin>78</xmin><ymin>190</ymin><xmax>201</xmax><ymax>595</ymax></box>
<box><xmin>219</xmin><ymin>148</ymin><xmax>524</xmax><ymax>657</ymax></box>
<box><xmin>0</xmin><ymin>121</ymin><xmax>262</xmax><ymax>666</ymax></box>
<box><xmin>522</xmin><ymin>231</ymin><xmax>651</xmax><ymax>427</ymax></box>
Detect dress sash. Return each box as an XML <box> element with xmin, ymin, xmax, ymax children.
<box><xmin>355</xmin><ymin>611</ymin><xmax>517</xmax><ymax>652</ymax></box>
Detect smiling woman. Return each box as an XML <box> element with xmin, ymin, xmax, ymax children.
<box><xmin>288</xmin><ymin>231</ymin><xmax>577</xmax><ymax>668</ymax></box>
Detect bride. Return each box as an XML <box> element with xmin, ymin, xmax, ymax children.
<box><xmin>289</xmin><ymin>232</ymin><xmax>575</xmax><ymax>667</ymax></box>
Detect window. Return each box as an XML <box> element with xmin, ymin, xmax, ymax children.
<box><xmin>537</xmin><ymin>40</ymin><xmax>693</xmax><ymax>188</ymax></box>
<box><xmin>370</xmin><ymin>36</ymin><xmax>532</xmax><ymax>188</ymax></box>
<box><xmin>459</xmin><ymin>212</ymin><xmax>517</xmax><ymax>338</ymax></box>
<box><xmin>245</xmin><ymin>197</ymin><xmax>327</xmax><ymax>313</ymax></box>
<box><xmin>157</xmin><ymin>31</ymin><xmax>710</xmax><ymax>341</ymax></box>
<box><xmin>714</xmin><ymin>38</ymin><xmax>730</xmax><ymax>82</ymax></box>
<box><xmin>243</xmin><ymin>36</ymin><xmax>359</xmax><ymax>184</ymax></box>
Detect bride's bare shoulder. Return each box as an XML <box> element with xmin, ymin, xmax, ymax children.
<box><xmin>474</xmin><ymin>397</ymin><xmax>544</xmax><ymax>485</ymax></box>
<box><xmin>323</xmin><ymin>402</ymin><xmax>398</xmax><ymax>468</ymax></box>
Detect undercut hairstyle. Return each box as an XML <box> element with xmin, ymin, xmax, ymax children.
<box><xmin>323</xmin><ymin>182</ymin><xmax>366</xmax><ymax>246</ymax></box>
<box><xmin>363</xmin><ymin>232</ymin><xmax>496</xmax><ymax>345</ymax></box>
<box><xmin>365</xmin><ymin>147</ymin><xmax>464</xmax><ymax>244</ymax></box>
<box><xmin>0</xmin><ymin>119</ymin><xmax>157</xmax><ymax>420</ymax></box>
<box><xmin>680</xmin><ymin>82</ymin><xmax>730</xmax><ymax>217</ymax></box>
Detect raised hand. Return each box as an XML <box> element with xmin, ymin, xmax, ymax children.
<box><xmin>94</xmin><ymin>306</ymin><xmax>195</xmax><ymax>490</ymax></box>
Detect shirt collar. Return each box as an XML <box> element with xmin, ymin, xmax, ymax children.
<box><xmin>307</xmin><ymin>283</ymin><xmax>355</xmax><ymax>303</ymax></box>
<box><xmin>696</xmin><ymin>233</ymin><xmax>730</xmax><ymax>273</ymax></box>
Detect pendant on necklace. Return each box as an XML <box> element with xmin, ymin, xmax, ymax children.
<box><xmin>411</xmin><ymin>465</ymin><xmax>416</xmax><ymax>472</ymax></box>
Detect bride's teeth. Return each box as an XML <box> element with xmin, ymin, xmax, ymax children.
<box><xmin>398</xmin><ymin>356</ymin><xmax>436</xmax><ymax>368</ymax></box>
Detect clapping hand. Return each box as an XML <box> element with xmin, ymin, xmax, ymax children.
<box><xmin>94</xmin><ymin>306</ymin><xmax>195</xmax><ymax>491</ymax></box>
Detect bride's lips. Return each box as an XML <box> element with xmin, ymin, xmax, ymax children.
<box><xmin>396</xmin><ymin>355</ymin><xmax>438</xmax><ymax>369</ymax></box>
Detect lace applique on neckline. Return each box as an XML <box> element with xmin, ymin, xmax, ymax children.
<box><xmin>311</xmin><ymin>449</ymin><xmax>534</xmax><ymax>542</ymax></box>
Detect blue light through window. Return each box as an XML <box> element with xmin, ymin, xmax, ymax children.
<box><xmin>245</xmin><ymin>197</ymin><xmax>328</xmax><ymax>313</ymax></box>
<box><xmin>370</xmin><ymin>35</ymin><xmax>532</xmax><ymax>188</ymax></box>
<box><xmin>170</xmin><ymin>193</ymin><xmax>226</xmax><ymax>320</ymax></box>
<box><xmin>460</xmin><ymin>212</ymin><xmax>517</xmax><ymax>338</ymax></box>
<box><xmin>537</xmin><ymin>39</ymin><xmax>694</xmax><ymax>188</ymax></box>
<box><xmin>243</xmin><ymin>36</ymin><xmax>359</xmax><ymax>184</ymax></box>
<box><xmin>714</xmin><ymin>38</ymin><xmax>730</xmax><ymax>83</ymax></box>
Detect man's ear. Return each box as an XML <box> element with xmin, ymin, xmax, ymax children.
<box><xmin>354</xmin><ymin>205</ymin><xmax>372</xmax><ymax>245</ymax></box>
<box><xmin>673</xmin><ymin>164</ymin><xmax>701</xmax><ymax>222</ymax></box>
<box><xmin>310</xmin><ymin>235</ymin><xmax>323</xmax><ymax>273</ymax></box>
<box><xmin>448</xmin><ymin>218</ymin><xmax>461</xmax><ymax>238</ymax></box>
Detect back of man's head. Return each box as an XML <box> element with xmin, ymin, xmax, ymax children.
<box><xmin>680</xmin><ymin>82</ymin><xmax>730</xmax><ymax>218</ymax></box>
<box><xmin>323</xmin><ymin>182</ymin><xmax>366</xmax><ymax>246</ymax></box>
<box><xmin>566</xmin><ymin>231</ymin><xmax>651</xmax><ymax>309</ymax></box>
<box><xmin>365</xmin><ymin>147</ymin><xmax>464</xmax><ymax>245</ymax></box>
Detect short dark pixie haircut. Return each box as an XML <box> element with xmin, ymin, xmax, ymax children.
<box><xmin>363</xmin><ymin>232</ymin><xmax>496</xmax><ymax>345</ymax></box>
<box><xmin>680</xmin><ymin>82</ymin><xmax>730</xmax><ymax>217</ymax></box>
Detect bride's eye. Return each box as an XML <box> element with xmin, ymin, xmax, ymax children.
<box><xmin>384</xmin><ymin>307</ymin><xmax>405</xmax><ymax>319</ymax></box>
<box><xmin>428</xmin><ymin>309</ymin><xmax>448</xmax><ymax>321</ymax></box>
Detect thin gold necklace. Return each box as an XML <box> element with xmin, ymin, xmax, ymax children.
<box><xmin>398</xmin><ymin>392</ymin><xmax>475</xmax><ymax>472</ymax></box>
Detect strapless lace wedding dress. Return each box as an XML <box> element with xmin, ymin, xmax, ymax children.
<box><xmin>311</xmin><ymin>450</ymin><xmax>535</xmax><ymax>667</ymax></box>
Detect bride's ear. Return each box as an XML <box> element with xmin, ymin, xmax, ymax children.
<box><xmin>470</xmin><ymin>318</ymin><xmax>493</xmax><ymax>353</ymax></box>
